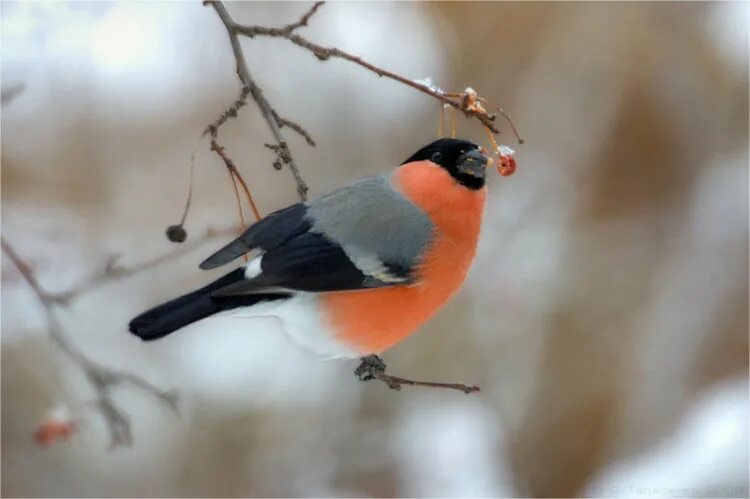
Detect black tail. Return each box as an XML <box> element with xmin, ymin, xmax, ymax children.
<box><xmin>128</xmin><ymin>268</ymin><xmax>286</xmax><ymax>341</ymax></box>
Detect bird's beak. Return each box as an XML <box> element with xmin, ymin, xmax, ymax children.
<box><xmin>457</xmin><ymin>149</ymin><xmax>488</xmax><ymax>178</ymax></box>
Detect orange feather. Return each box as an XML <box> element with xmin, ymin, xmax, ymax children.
<box><xmin>322</xmin><ymin>160</ymin><xmax>486</xmax><ymax>354</ymax></box>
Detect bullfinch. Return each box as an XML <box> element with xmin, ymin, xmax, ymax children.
<box><xmin>129</xmin><ymin>138</ymin><xmax>488</xmax><ymax>359</ymax></box>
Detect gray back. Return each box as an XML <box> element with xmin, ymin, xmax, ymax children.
<box><xmin>306</xmin><ymin>175</ymin><xmax>434</xmax><ymax>277</ymax></box>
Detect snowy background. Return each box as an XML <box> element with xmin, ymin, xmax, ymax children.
<box><xmin>2</xmin><ymin>2</ymin><xmax>748</xmax><ymax>497</ymax></box>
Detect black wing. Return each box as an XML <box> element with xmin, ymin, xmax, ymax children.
<box><xmin>200</xmin><ymin>203</ymin><xmax>402</xmax><ymax>296</ymax></box>
<box><xmin>200</xmin><ymin>204</ymin><xmax>309</xmax><ymax>270</ymax></box>
<box><xmin>200</xmin><ymin>175</ymin><xmax>435</xmax><ymax>296</ymax></box>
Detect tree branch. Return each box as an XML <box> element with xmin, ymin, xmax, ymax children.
<box><xmin>1</xmin><ymin>83</ymin><xmax>26</xmax><ymax>106</ymax></box>
<box><xmin>356</xmin><ymin>355</ymin><xmax>480</xmax><ymax>394</ymax></box>
<box><xmin>40</xmin><ymin>226</ymin><xmax>237</xmax><ymax>305</ymax></box>
<box><xmin>281</xmin><ymin>1</ymin><xmax>324</xmax><ymax>33</ymax></box>
<box><xmin>206</xmin><ymin>0</ymin><xmax>311</xmax><ymax>201</ymax></box>
<box><xmin>2</xmin><ymin>238</ymin><xmax>184</xmax><ymax>448</ymax></box>
<box><xmin>211</xmin><ymin>138</ymin><xmax>263</xmax><ymax>221</ymax></box>
<box><xmin>232</xmin><ymin>2</ymin><xmax>501</xmax><ymax>134</ymax></box>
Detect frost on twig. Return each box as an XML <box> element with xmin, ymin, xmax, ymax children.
<box><xmin>203</xmin><ymin>0</ymin><xmax>524</xmax><ymax>214</ymax></box>
<box><xmin>412</xmin><ymin>76</ymin><xmax>445</xmax><ymax>96</ymax></box>
<box><xmin>230</xmin><ymin>4</ymin><xmax>507</xmax><ymax>134</ymax></box>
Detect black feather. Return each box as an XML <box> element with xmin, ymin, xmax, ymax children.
<box><xmin>200</xmin><ymin>204</ymin><xmax>309</xmax><ymax>270</ymax></box>
<box><xmin>128</xmin><ymin>268</ymin><xmax>288</xmax><ymax>341</ymax></box>
<box><xmin>200</xmin><ymin>202</ymin><xmax>401</xmax><ymax>294</ymax></box>
<box><xmin>259</xmin><ymin>232</ymin><xmax>369</xmax><ymax>292</ymax></box>
<box><xmin>211</xmin><ymin>232</ymin><xmax>374</xmax><ymax>296</ymax></box>
<box><xmin>402</xmin><ymin>138</ymin><xmax>484</xmax><ymax>190</ymax></box>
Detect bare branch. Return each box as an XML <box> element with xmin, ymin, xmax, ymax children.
<box><xmin>203</xmin><ymin>87</ymin><xmax>250</xmax><ymax>138</ymax></box>
<box><xmin>1</xmin><ymin>83</ymin><xmax>26</xmax><ymax>106</ymax></box>
<box><xmin>355</xmin><ymin>355</ymin><xmax>480</xmax><ymax>394</ymax></box>
<box><xmin>272</xmin><ymin>109</ymin><xmax>316</xmax><ymax>146</ymax></box>
<box><xmin>1</xmin><ymin>237</ymin><xmax>54</xmax><ymax>304</ymax></box>
<box><xmin>233</xmin><ymin>4</ymin><xmax>501</xmax><ymax>133</ymax></box>
<box><xmin>2</xmin><ymin>238</ymin><xmax>180</xmax><ymax>448</ymax></box>
<box><xmin>39</xmin><ymin>226</ymin><xmax>237</xmax><ymax>305</ymax></box>
<box><xmin>282</xmin><ymin>1</ymin><xmax>325</xmax><ymax>33</ymax></box>
<box><xmin>206</xmin><ymin>0</ymin><xmax>311</xmax><ymax>201</ymax></box>
<box><xmin>210</xmin><ymin>139</ymin><xmax>263</xmax><ymax>222</ymax></box>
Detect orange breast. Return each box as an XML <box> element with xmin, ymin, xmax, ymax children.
<box><xmin>322</xmin><ymin>161</ymin><xmax>486</xmax><ymax>355</ymax></box>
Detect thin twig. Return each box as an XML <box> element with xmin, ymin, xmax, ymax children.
<box><xmin>228</xmin><ymin>162</ymin><xmax>247</xmax><ymax>228</ymax></box>
<box><xmin>179</xmin><ymin>154</ymin><xmax>196</xmax><ymax>227</ymax></box>
<box><xmin>1</xmin><ymin>238</ymin><xmax>180</xmax><ymax>449</ymax></box>
<box><xmin>233</xmin><ymin>3</ymin><xmax>501</xmax><ymax>134</ymax></box>
<box><xmin>373</xmin><ymin>373</ymin><xmax>481</xmax><ymax>394</ymax></box>
<box><xmin>211</xmin><ymin>139</ymin><xmax>262</xmax><ymax>222</ymax></box>
<box><xmin>282</xmin><ymin>1</ymin><xmax>324</xmax><ymax>33</ymax></box>
<box><xmin>166</xmin><ymin>154</ymin><xmax>198</xmax><ymax>243</ymax></box>
<box><xmin>355</xmin><ymin>355</ymin><xmax>480</xmax><ymax>394</ymax></box>
<box><xmin>203</xmin><ymin>86</ymin><xmax>250</xmax><ymax>138</ymax></box>
<box><xmin>43</xmin><ymin>226</ymin><xmax>237</xmax><ymax>305</ymax></box>
<box><xmin>206</xmin><ymin>0</ymin><xmax>311</xmax><ymax>201</ymax></box>
<box><xmin>272</xmin><ymin>109</ymin><xmax>316</xmax><ymax>146</ymax></box>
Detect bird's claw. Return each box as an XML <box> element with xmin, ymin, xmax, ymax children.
<box><xmin>355</xmin><ymin>355</ymin><xmax>386</xmax><ymax>382</ymax></box>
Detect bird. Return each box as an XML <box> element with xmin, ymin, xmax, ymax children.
<box><xmin>129</xmin><ymin>138</ymin><xmax>488</xmax><ymax>359</ymax></box>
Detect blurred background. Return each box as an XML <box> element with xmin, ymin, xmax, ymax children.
<box><xmin>2</xmin><ymin>2</ymin><xmax>748</xmax><ymax>497</ymax></box>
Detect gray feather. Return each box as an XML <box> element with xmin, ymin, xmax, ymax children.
<box><xmin>306</xmin><ymin>175</ymin><xmax>434</xmax><ymax>280</ymax></box>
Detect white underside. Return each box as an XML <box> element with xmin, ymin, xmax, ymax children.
<box><xmin>215</xmin><ymin>293</ymin><xmax>362</xmax><ymax>360</ymax></box>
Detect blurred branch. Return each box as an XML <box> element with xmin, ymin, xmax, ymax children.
<box><xmin>1</xmin><ymin>238</ymin><xmax>194</xmax><ymax>449</ymax></box>
<box><xmin>1</xmin><ymin>83</ymin><xmax>26</xmax><ymax>106</ymax></box>
<box><xmin>42</xmin><ymin>226</ymin><xmax>237</xmax><ymax>305</ymax></box>
<box><xmin>356</xmin><ymin>355</ymin><xmax>480</xmax><ymax>394</ymax></box>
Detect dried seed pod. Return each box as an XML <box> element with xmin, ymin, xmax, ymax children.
<box><xmin>166</xmin><ymin>224</ymin><xmax>187</xmax><ymax>243</ymax></box>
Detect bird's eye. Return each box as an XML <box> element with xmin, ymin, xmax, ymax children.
<box><xmin>431</xmin><ymin>151</ymin><xmax>443</xmax><ymax>162</ymax></box>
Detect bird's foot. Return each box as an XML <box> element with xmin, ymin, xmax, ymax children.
<box><xmin>355</xmin><ymin>355</ymin><xmax>386</xmax><ymax>382</ymax></box>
